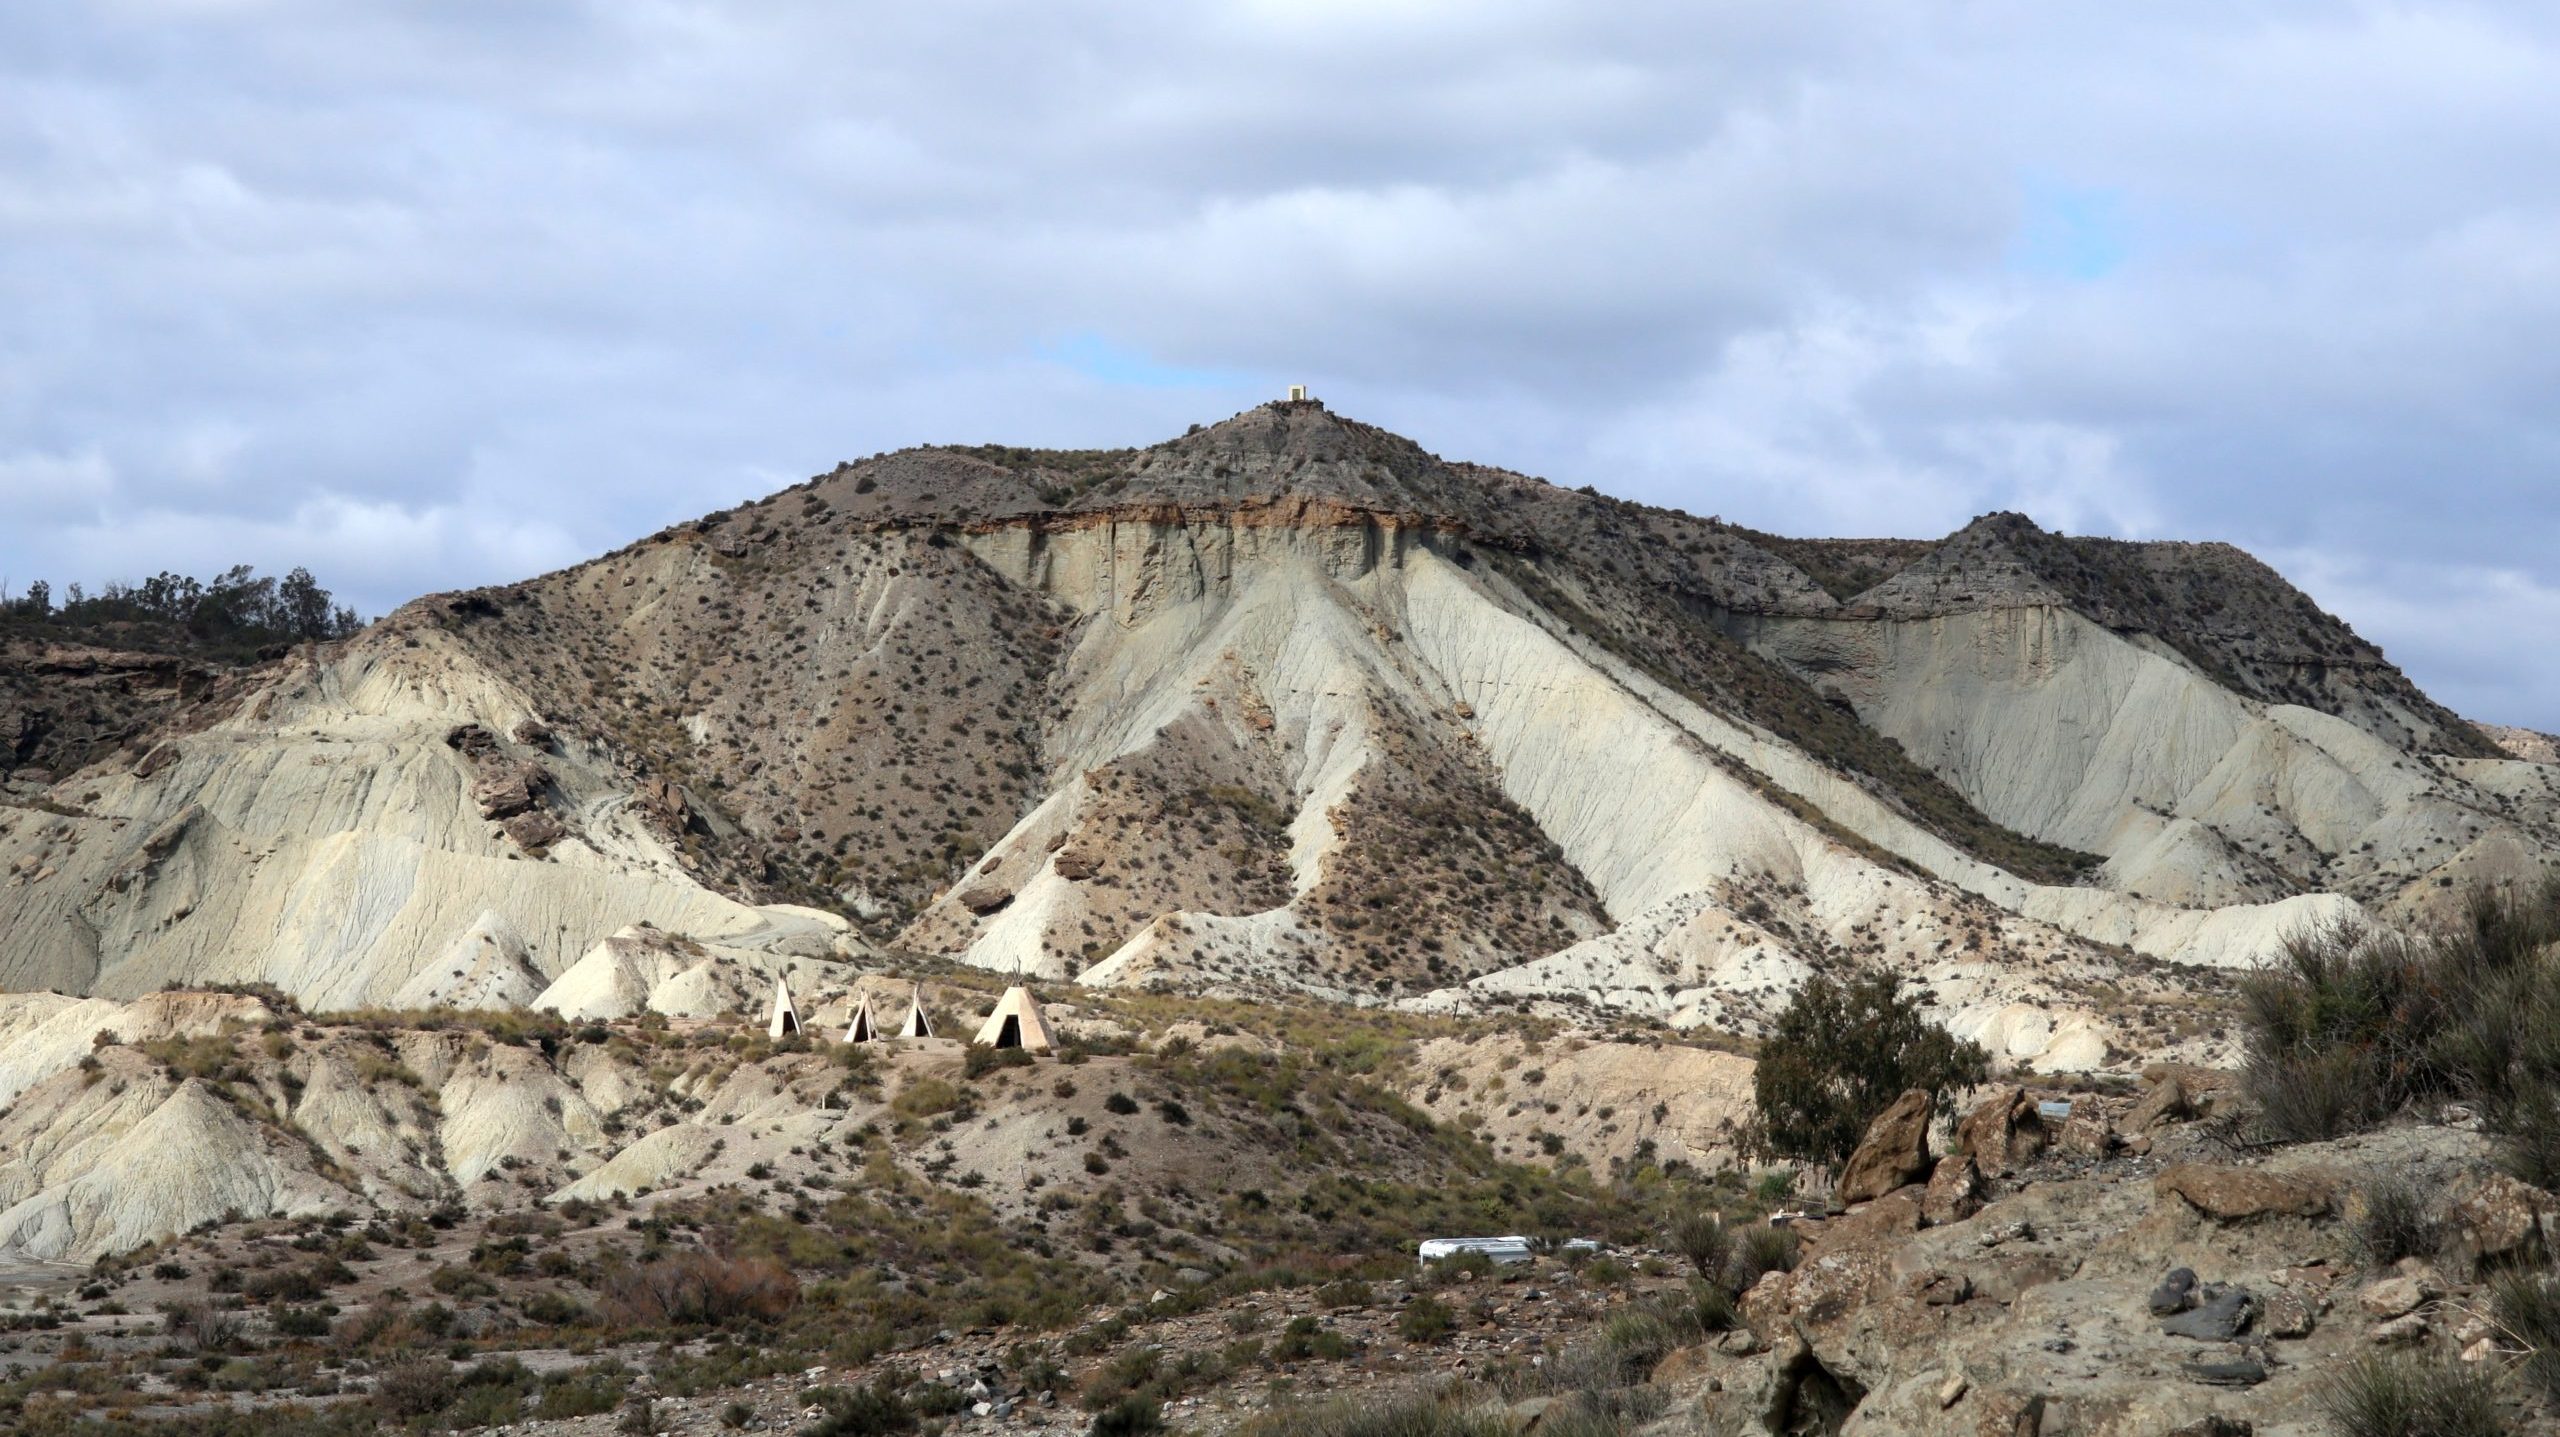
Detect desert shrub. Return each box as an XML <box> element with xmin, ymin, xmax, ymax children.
<box><xmin>601</xmin><ymin>1249</ymin><xmax>799</xmax><ymax>1328</ymax></box>
<box><xmin>1398</xmin><ymin>1296</ymin><xmax>1457</xmax><ymax>1343</ymax></box>
<box><xmin>1243</xmin><ymin>1383</ymin><xmax>1510</xmax><ymax>1437</ymax></box>
<box><xmin>161</xmin><ymin>1299</ymin><xmax>243</xmax><ymax>1353</ymax></box>
<box><xmin>1271</xmin><ymin>1314</ymin><xmax>1352</xmax><ymax>1362</ymax></box>
<box><xmin>1090</xmin><ymin>1396</ymin><xmax>1166</xmax><ymax>1437</ymax></box>
<box><xmin>1315</xmin><ymin>1279</ymin><xmax>1375</xmax><ymax>1310</ymax></box>
<box><xmin>963</xmin><ymin>1045</ymin><xmax>1034</xmax><ymax>1080</ymax></box>
<box><xmin>371</xmin><ymin>1359</ymin><xmax>452</xmax><ymax>1420</ymax></box>
<box><xmin>1669</xmin><ymin>1211</ymin><xmax>1734</xmax><ymax>1281</ymax></box>
<box><xmin>1525</xmin><ymin>1288</ymin><xmax>1718</xmax><ymax>1397</ymax></box>
<box><xmin>2240</xmin><ymin>921</ymin><xmax>2463</xmax><ymax>1141</ymax></box>
<box><xmin>268</xmin><ymin>1305</ymin><xmax>331</xmax><ymax>1339</ymax></box>
<box><xmin>1749</xmin><ymin>971</ymin><xmax>1988</xmax><ymax>1169</ymax></box>
<box><xmin>1105</xmin><ymin>1091</ymin><xmax>1140</xmax><ymax>1115</ymax></box>
<box><xmin>137</xmin><ymin>1034</ymin><xmax>249</xmax><ymax>1085</ymax></box>
<box><xmin>804</xmin><ymin>1378</ymin><xmax>919</xmax><ymax>1437</ymax></box>
<box><xmin>2350</xmin><ymin>1170</ymin><xmax>2445</xmax><ymax>1267</ymax></box>
<box><xmin>2492</xmin><ymin>1267</ymin><xmax>2560</xmax><ymax>1402</ymax></box>
<box><xmin>1686</xmin><ymin>1280</ymin><xmax>1740</xmax><ymax>1334</ymax></box>
<box><xmin>1729</xmin><ymin>1224</ymin><xmax>1800</xmax><ymax>1294</ymax></box>
<box><xmin>2243</xmin><ymin>882</ymin><xmax>2560</xmax><ymax>1178</ymax></box>
<box><xmin>891</xmin><ymin>1077</ymin><xmax>964</xmax><ymax>1119</ymax></box>
<box><xmin>1535</xmin><ymin>1385</ymin><xmax>1675</xmax><ymax>1437</ymax></box>
<box><xmin>2314</xmin><ymin>1351</ymin><xmax>2505</xmax><ymax>1437</ymax></box>
<box><xmin>535</xmin><ymin>1364</ymin><xmax>631</xmax><ymax>1419</ymax></box>
<box><xmin>520</xmin><ymin>1290</ymin><xmax>591</xmax><ymax>1326</ymax></box>
<box><xmin>1420</xmin><ymin>1250</ymin><xmax>1495</xmax><ymax>1286</ymax></box>
<box><xmin>1081</xmin><ymin>1348</ymin><xmax>1164</xmax><ymax>1411</ymax></box>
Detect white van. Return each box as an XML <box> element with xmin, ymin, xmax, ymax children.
<box><xmin>1416</xmin><ymin>1236</ymin><xmax>1535</xmax><ymax>1268</ymax></box>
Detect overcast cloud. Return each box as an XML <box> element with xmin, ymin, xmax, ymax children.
<box><xmin>5</xmin><ymin>2</ymin><xmax>2559</xmax><ymax>724</ymax></box>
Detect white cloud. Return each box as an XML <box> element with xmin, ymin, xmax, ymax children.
<box><xmin>0</xmin><ymin>2</ymin><xmax>2556</xmax><ymax>719</ymax></box>
<box><xmin>0</xmin><ymin>448</ymin><xmax>118</xmax><ymax>524</ymax></box>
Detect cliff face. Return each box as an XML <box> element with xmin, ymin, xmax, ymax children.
<box><xmin>0</xmin><ymin>400</ymin><xmax>2550</xmax><ymax>1071</ymax></box>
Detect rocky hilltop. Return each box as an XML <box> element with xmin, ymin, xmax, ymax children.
<box><xmin>3</xmin><ymin>400</ymin><xmax>2555</xmax><ymax>1066</ymax></box>
<box><xmin>7</xmin><ymin>400</ymin><xmax>2560</xmax><ymax>1436</ymax></box>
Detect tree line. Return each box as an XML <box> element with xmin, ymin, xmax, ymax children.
<box><xmin>0</xmin><ymin>565</ymin><xmax>364</xmax><ymax>659</ymax></box>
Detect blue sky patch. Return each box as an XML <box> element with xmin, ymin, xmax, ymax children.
<box><xmin>2008</xmin><ymin>180</ymin><xmax>2133</xmax><ymax>280</ymax></box>
<box><xmin>1042</xmin><ymin>334</ymin><xmax>1253</xmax><ymax>389</ymax></box>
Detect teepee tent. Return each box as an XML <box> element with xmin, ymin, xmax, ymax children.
<box><xmin>766</xmin><ymin>977</ymin><xmax>804</xmax><ymax>1039</ymax></box>
<box><xmin>894</xmin><ymin>986</ymin><xmax>934</xmax><ymax>1040</ymax></box>
<box><xmin>971</xmin><ymin>986</ymin><xmax>1057</xmax><ymax>1052</ymax></box>
<box><xmin>844</xmin><ymin>992</ymin><xmax>881</xmax><ymax>1043</ymax></box>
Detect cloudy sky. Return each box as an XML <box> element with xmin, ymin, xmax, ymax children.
<box><xmin>6</xmin><ymin>2</ymin><xmax>2559</xmax><ymax>724</ymax></box>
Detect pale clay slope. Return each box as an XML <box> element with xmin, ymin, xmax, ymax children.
<box><xmin>932</xmin><ymin>520</ymin><xmax>2348</xmax><ymax>1066</ymax></box>
<box><xmin>0</xmin><ymin>1069</ymin><xmax>344</xmax><ymax>1262</ymax></box>
<box><xmin>0</xmin><ymin>987</ymin><xmax>855</xmax><ymax>1261</ymax></box>
<box><xmin>1742</xmin><ymin>606</ymin><xmax>2559</xmax><ymax>919</ymax></box>
<box><xmin>0</xmin><ymin>628</ymin><xmax>851</xmax><ymax>1009</ymax></box>
<box><xmin>530</xmin><ymin>924</ymin><xmax>866</xmax><ymax>1023</ymax></box>
<box><xmin>4</xmin><ymin>497</ymin><xmax>2545</xmax><ymax>1100</ymax></box>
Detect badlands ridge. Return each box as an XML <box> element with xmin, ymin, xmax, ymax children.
<box><xmin>4</xmin><ymin>400</ymin><xmax>2555</xmax><ymax>1057</ymax></box>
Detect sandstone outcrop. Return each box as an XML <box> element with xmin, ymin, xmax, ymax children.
<box><xmin>1956</xmin><ymin>1087</ymin><xmax>2049</xmax><ymax>1175</ymax></box>
<box><xmin>2155</xmin><ymin>1164</ymin><xmax>2335</xmax><ymax>1223</ymax></box>
<box><xmin>1838</xmin><ymin>1089</ymin><xmax>1935</xmax><ymax>1204</ymax></box>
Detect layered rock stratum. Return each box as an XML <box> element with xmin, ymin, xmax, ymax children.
<box><xmin>4</xmin><ymin>400</ymin><xmax>2555</xmax><ymax>1073</ymax></box>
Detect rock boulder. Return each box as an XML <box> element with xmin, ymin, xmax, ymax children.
<box><xmin>1838</xmin><ymin>1089</ymin><xmax>1934</xmax><ymax>1204</ymax></box>
<box><xmin>2155</xmin><ymin>1164</ymin><xmax>2334</xmax><ymax>1223</ymax></box>
<box><xmin>1956</xmin><ymin>1087</ymin><xmax>2047</xmax><ymax>1176</ymax></box>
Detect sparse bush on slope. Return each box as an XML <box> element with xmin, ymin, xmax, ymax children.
<box><xmin>1242</xmin><ymin>1383</ymin><xmax>1510</xmax><ymax>1437</ymax></box>
<box><xmin>2242</xmin><ymin>881</ymin><xmax>2560</xmax><ymax>1183</ymax></box>
<box><xmin>1749</xmin><ymin>971</ymin><xmax>1988</xmax><ymax>1170</ymax></box>
<box><xmin>2314</xmin><ymin>1351</ymin><xmax>2505</xmax><ymax>1437</ymax></box>
<box><xmin>2349</xmin><ymin>1169</ymin><xmax>2445</xmax><ymax>1268</ymax></box>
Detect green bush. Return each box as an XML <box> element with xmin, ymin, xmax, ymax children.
<box><xmin>1397</xmin><ymin>1296</ymin><xmax>1457</xmax><ymax>1343</ymax></box>
<box><xmin>1242</xmin><ymin>1383</ymin><xmax>1510</xmax><ymax>1437</ymax></box>
<box><xmin>1749</xmin><ymin>972</ymin><xmax>1988</xmax><ymax>1168</ymax></box>
<box><xmin>2240</xmin><ymin>922</ymin><xmax>2464</xmax><ymax>1141</ymax></box>
<box><xmin>2350</xmin><ymin>1170</ymin><xmax>2444</xmax><ymax>1268</ymax></box>
<box><xmin>1668</xmin><ymin>1211</ymin><xmax>1732</xmax><ymax>1281</ymax></box>
<box><xmin>1090</xmin><ymin>1396</ymin><xmax>1166</xmax><ymax>1437</ymax></box>
<box><xmin>2314</xmin><ymin>1351</ymin><xmax>2505</xmax><ymax>1437</ymax></box>
<box><xmin>370</xmin><ymin>1359</ymin><xmax>451</xmax><ymax>1420</ymax></box>
<box><xmin>2242</xmin><ymin>882</ymin><xmax>2560</xmax><ymax>1181</ymax></box>
<box><xmin>1729</xmin><ymin>1224</ymin><xmax>1800</xmax><ymax>1294</ymax></box>
<box><xmin>803</xmin><ymin>1378</ymin><xmax>918</xmax><ymax>1437</ymax></box>
<box><xmin>2492</xmin><ymin>1267</ymin><xmax>2560</xmax><ymax>1403</ymax></box>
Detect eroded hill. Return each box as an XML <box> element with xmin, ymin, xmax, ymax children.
<box><xmin>3</xmin><ymin>400</ymin><xmax>2555</xmax><ymax>1072</ymax></box>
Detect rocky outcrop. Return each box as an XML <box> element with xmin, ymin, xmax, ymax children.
<box><xmin>2155</xmin><ymin>1164</ymin><xmax>2335</xmax><ymax>1222</ymax></box>
<box><xmin>2444</xmin><ymin>1168</ymin><xmax>2551</xmax><ymax>1268</ymax></box>
<box><xmin>1920</xmin><ymin>1153</ymin><xmax>1984</xmax><ymax>1225</ymax></box>
<box><xmin>1838</xmin><ymin>1089</ymin><xmax>1934</xmax><ymax>1204</ymax></box>
<box><xmin>1956</xmin><ymin>1087</ymin><xmax>2049</xmax><ymax>1175</ymax></box>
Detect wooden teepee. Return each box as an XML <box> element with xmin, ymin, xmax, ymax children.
<box><xmin>765</xmin><ymin>977</ymin><xmax>804</xmax><ymax>1039</ymax></box>
<box><xmin>843</xmin><ymin>992</ymin><xmax>881</xmax><ymax>1044</ymax></box>
<box><xmin>970</xmin><ymin>985</ymin><xmax>1057</xmax><ymax>1052</ymax></box>
<box><xmin>893</xmin><ymin>985</ymin><xmax>934</xmax><ymax>1039</ymax></box>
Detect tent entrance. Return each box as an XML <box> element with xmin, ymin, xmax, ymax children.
<box><xmin>994</xmin><ymin>1015</ymin><xmax>1022</xmax><ymax>1049</ymax></box>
